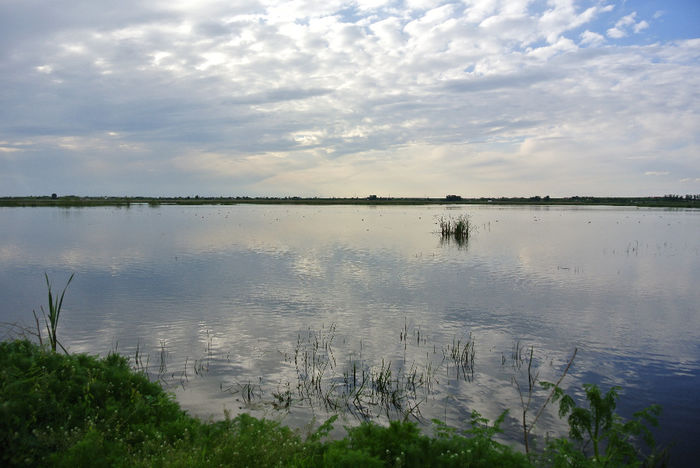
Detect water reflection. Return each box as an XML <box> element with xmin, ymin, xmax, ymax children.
<box><xmin>0</xmin><ymin>204</ymin><xmax>698</xmax><ymax>462</ymax></box>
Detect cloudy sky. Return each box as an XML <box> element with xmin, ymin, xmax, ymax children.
<box><xmin>1</xmin><ymin>0</ymin><xmax>698</xmax><ymax>197</ymax></box>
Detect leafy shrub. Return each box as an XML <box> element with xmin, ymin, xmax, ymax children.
<box><xmin>536</xmin><ymin>383</ymin><xmax>666</xmax><ymax>467</ymax></box>
<box><xmin>335</xmin><ymin>414</ymin><xmax>532</xmax><ymax>468</ymax></box>
<box><xmin>0</xmin><ymin>340</ymin><xmax>196</xmax><ymax>466</ymax></box>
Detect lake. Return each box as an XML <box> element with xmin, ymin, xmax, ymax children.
<box><xmin>1</xmin><ymin>204</ymin><xmax>698</xmax><ymax>464</ymax></box>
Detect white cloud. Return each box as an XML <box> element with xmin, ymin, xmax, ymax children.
<box><xmin>0</xmin><ymin>1</ymin><xmax>697</xmax><ymax>196</ymax></box>
<box><xmin>369</xmin><ymin>16</ymin><xmax>405</xmax><ymax>49</ymax></box>
<box><xmin>405</xmin><ymin>0</ymin><xmax>445</xmax><ymax>11</ymax></box>
<box><xmin>606</xmin><ymin>27</ymin><xmax>625</xmax><ymax>39</ymax></box>
<box><xmin>634</xmin><ymin>20</ymin><xmax>649</xmax><ymax>34</ymax></box>
<box><xmin>527</xmin><ymin>36</ymin><xmax>577</xmax><ymax>60</ymax></box>
<box><xmin>580</xmin><ymin>30</ymin><xmax>605</xmax><ymax>46</ymax></box>
<box><xmin>538</xmin><ymin>1</ymin><xmax>604</xmax><ymax>44</ymax></box>
<box><xmin>607</xmin><ymin>11</ymin><xmax>650</xmax><ymax>39</ymax></box>
<box><xmin>462</xmin><ymin>0</ymin><xmax>500</xmax><ymax>22</ymax></box>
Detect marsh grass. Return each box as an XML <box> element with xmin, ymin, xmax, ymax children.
<box><xmin>445</xmin><ymin>334</ymin><xmax>476</xmax><ymax>381</ymax></box>
<box><xmin>510</xmin><ymin>340</ymin><xmax>527</xmax><ymax>370</ymax></box>
<box><xmin>127</xmin><ymin>328</ymin><xmax>218</xmax><ymax>386</ymax></box>
<box><xmin>121</xmin><ymin>327</ymin><xmax>650</xmax><ymax>462</ymax></box>
<box><xmin>280</xmin><ymin>323</ymin><xmax>435</xmax><ymax>420</ymax></box>
<box><xmin>223</xmin><ymin>380</ymin><xmax>264</xmax><ymax>405</ymax></box>
<box><xmin>126</xmin><ymin>338</ymin><xmax>191</xmax><ymax>390</ymax></box>
<box><xmin>193</xmin><ymin>330</ymin><xmax>214</xmax><ymax>376</ymax></box>
<box><xmin>1</xmin><ymin>338</ymin><xmax>666</xmax><ymax>467</ymax></box>
<box><xmin>271</xmin><ymin>322</ymin><xmax>488</xmax><ymax>423</ymax></box>
<box><xmin>437</xmin><ymin>214</ymin><xmax>473</xmax><ymax>246</ymax></box>
<box><xmin>0</xmin><ymin>338</ymin><xmax>539</xmax><ymax>467</ymax></box>
<box><xmin>32</xmin><ymin>273</ymin><xmax>74</xmax><ymax>353</ymax></box>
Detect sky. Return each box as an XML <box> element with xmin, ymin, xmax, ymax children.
<box><xmin>0</xmin><ymin>0</ymin><xmax>698</xmax><ymax>198</ymax></box>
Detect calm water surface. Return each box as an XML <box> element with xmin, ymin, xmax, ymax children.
<box><xmin>1</xmin><ymin>204</ymin><xmax>698</xmax><ymax>463</ymax></box>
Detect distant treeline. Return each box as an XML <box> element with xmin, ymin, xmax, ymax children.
<box><xmin>1</xmin><ymin>194</ymin><xmax>699</xmax><ymax>208</ymax></box>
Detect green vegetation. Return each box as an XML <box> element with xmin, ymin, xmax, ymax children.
<box><xmin>0</xmin><ymin>278</ymin><xmax>667</xmax><ymax>466</ymax></box>
<box><xmin>1</xmin><ymin>194</ymin><xmax>699</xmax><ymax>208</ymax></box>
<box><xmin>33</xmin><ymin>273</ymin><xmax>74</xmax><ymax>353</ymax></box>
<box><xmin>514</xmin><ymin>347</ymin><xmax>577</xmax><ymax>455</ymax></box>
<box><xmin>0</xmin><ymin>339</ymin><xmax>667</xmax><ymax>467</ymax></box>
<box><xmin>538</xmin><ymin>383</ymin><xmax>668</xmax><ymax>467</ymax></box>
<box><xmin>0</xmin><ymin>339</ymin><xmax>530</xmax><ymax>467</ymax></box>
<box><xmin>438</xmin><ymin>214</ymin><xmax>473</xmax><ymax>245</ymax></box>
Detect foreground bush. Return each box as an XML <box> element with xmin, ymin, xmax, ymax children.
<box><xmin>0</xmin><ymin>339</ymin><xmax>198</xmax><ymax>466</ymax></box>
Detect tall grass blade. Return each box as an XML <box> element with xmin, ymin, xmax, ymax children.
<box><xmin>42</xmin><ymin>272</ymin><xmax>74</xmax><ymax>353</ymax></box>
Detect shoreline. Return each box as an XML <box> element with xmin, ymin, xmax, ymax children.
<box><xmin>2</xmin><ymin>195</ymin><xmax>699</xmax><ymax>209</ymax></box>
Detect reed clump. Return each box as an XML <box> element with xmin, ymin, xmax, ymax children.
<box><xmin>437</xmin><ymin>214</ymin><xmax>473</xmax><ymax>245</ymax></box>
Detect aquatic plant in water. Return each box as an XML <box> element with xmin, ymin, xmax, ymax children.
<box><xmin>437</xmin><ymin>213</ymin><xmax>473</xmax><ymax>246</ymax></box>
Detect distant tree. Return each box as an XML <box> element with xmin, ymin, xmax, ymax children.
<box><xmin>367</xmin><ymin>195</ymin><xmax>378</xmax><ymax>200</ymax></box>
<box><xmin>446</xmin><ymin>194</ymin><xmax>462</xmax><ymax>201</ymax></box>
<box><xmin>51</xmin><ymin>193</ymin><xmax>57</xmax><ymax>199</ymax></box>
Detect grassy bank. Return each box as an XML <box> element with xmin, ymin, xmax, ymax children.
<box><xmin>1</xmin><ymin>195</ymin><xmax>699</xmax><ymax>208</ymax></box>
<box><xmin>0</xmin><ymin>339</ymin><xmax>666</xmax><ymax>467</ymax></box>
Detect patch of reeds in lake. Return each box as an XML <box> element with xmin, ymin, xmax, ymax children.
<box><xmin>102</xmin><ymin>317</ymin><xmax>585</xmax><ymax>447</ymax></box>
<box><xmin>266</xmin><ymin>321</ymin><xmax>480</xmax><ymax>422</ymax></box>
<box><xmin>118</xmin><ymin>320</ymin><xmax>482</xmax><ymax>422</ymax></box>
<box><xmin>437</xmin><ymin>213</ymin><xmax>473</xmax><ymax>246</ymax></box>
